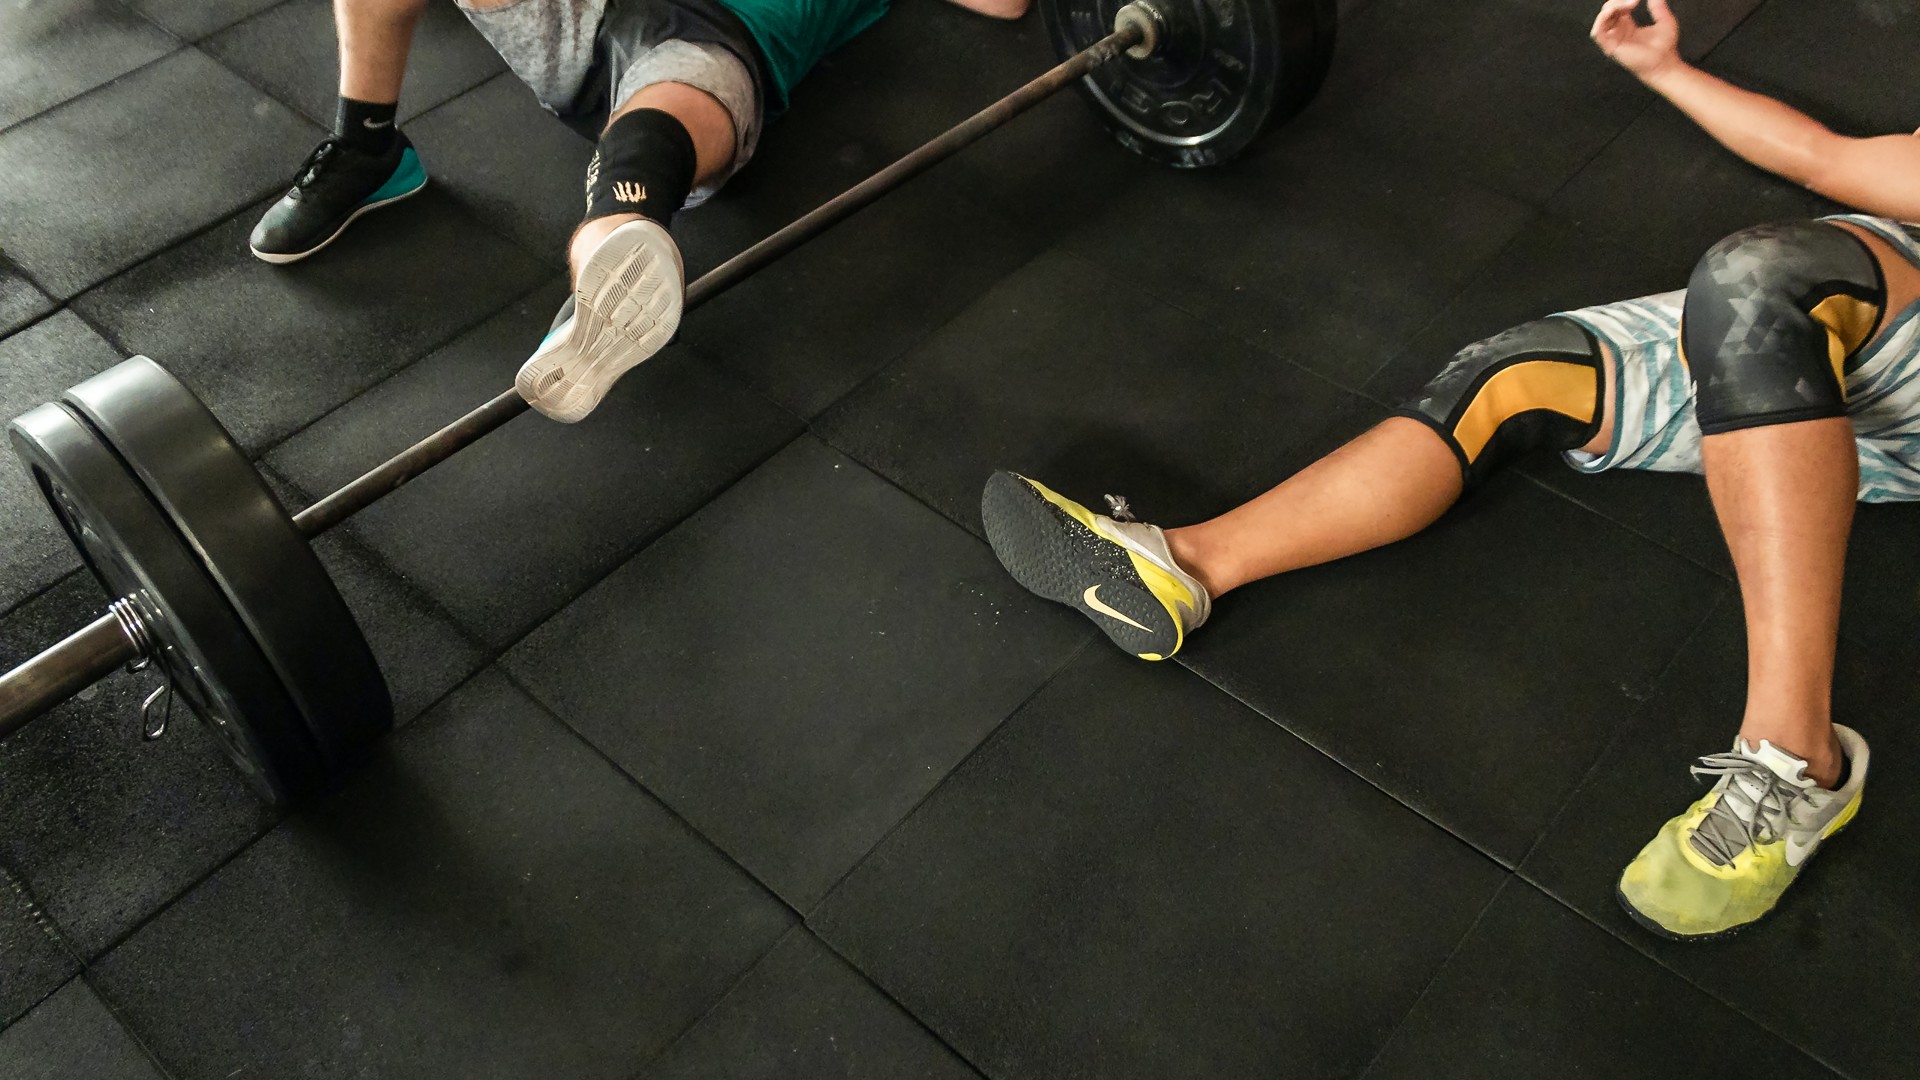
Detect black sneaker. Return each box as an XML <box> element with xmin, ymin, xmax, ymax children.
<box><xmin>249</xmin><ymin>133</ymin><xmax>428</xmax><ymax>264</ymax></box>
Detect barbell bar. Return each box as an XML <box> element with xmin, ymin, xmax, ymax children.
<box><xmin>0</xmin><ymin>0</ymin><xmax>1337</xmax><ymax>800</ymax></box>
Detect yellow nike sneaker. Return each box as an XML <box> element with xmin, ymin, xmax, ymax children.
<box><xmin>980</xmin><ymin>471</ymin><xmax>1210</xmax><ymax>660</ymax></box>
<box><xmin>1616</xmin><ymin>725</ymin><xmax>1869</xmax><ymax>940</ymax></box>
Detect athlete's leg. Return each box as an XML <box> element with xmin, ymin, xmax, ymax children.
<box><xmin>982</xmin><ymin>318</ymin><xmax>1609</xmax><ymax>659</ymax></box>
<box><xmin>567</xmin><ymin>82</ymin><xmax>737</xmax><ymax>281</ymax></box>
<box><xmin>1615</xmin><ymin>219</ymin><xmax>1915</xmax><ymax>941</ymax></box>
<box><xmin>337</xmin><ymin>0</ymin><xmax>429</xmax><ymax>104</ymax></box>
<box><xmin>1704</xmin><ymin>221</ymin><xmax>1920</xmax><ymax>787</ymax></box>
<box><xmin>1169</xmin><ymin>319</ymin><xmax>1614</xmax><ymax>597</ymax></box>
<box><xmin>1164</xmin><ymin>420</ymin><xmax>1463</xmax><ymax>598</ymax></box>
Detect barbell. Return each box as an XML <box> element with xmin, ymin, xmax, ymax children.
<box><xmin>0</xmin><ymin>0</ymin><xmax>1337</xmax><ymax>803</ymax></box>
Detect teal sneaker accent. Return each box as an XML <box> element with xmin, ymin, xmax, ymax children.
<box><xmin>360</xmin><ymin>147</ymin><xmax>427</xmax><ymax>206</ymax></box>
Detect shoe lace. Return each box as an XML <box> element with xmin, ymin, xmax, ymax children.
<box><xmin>1686</xmin><ymin>753</ymin><xmax>1812</xmax><ymax>866</ymax></box>
<box><xmin>1103</xmin><ymin>494</ymin><xmax>1137</xmax><ymax>523</ymax></box>
<box><xmin>290</xmin><ymin>139</ymin><xmax>342</xmax><ymax>193</ymax></box>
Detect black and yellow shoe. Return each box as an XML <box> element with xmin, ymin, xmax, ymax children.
<box><xmin>981</xmin><ymin>471</ymin><xmax>1210</xmax><ymax>660</ymax></box>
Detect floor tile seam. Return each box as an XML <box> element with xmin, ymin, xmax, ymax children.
<box><xmin>254</xmin><ymin>459</ymin><xmax>495</xmax><ymax>668</ymax></box>
<box><xmin>243</xmin><ymin>272</ymin><xmax>564</xmax><ymax>466</ymax></box>
<box><xmin>1348</xmin><ymin>207</ymin><xmax>1552</xmax><ymax>400</ymax></box>
<box><xmin>0</xmin><ymin>249</ymin><xmax>66</xmax><ymax>315</ymax></box>
<box><xmin>617</xmin><ymin>926</ymin><xmax>811</xmax><ymax>1080</ymax></box>
<box><xmin>809</xmin><ymin>931</ymin><xmax>996</xmax><ymax>1080</ymax></box>
<box><xmin>78</xmin><ymin>810</ymin><xmax>281</xmax><ymax>966</ymax></box>
<box><xmin>698</xmin><ymin>180</ymin><xmax>1051</xmax><ymax>424</ymax></box>
<box><xmin>446</xmin><ymin>418</ymin><xmax>804</xmax><ymax>649</ymax></box>
<box><xmin>0</xmin><ymin>566</ymin><xmax>90</xmax><ymax>628</ymax></box>
<box><xmin>1516</xmin><ymin>873</ymin><xmax>1860</xmax><ymax>1080</ymax></box>
<box><xmin>398</xmin><ymin>74</ymin><xmax>583</xmax><ymax>269</ymax></box>
<box><xmin>1172</xmin><ymin>658</ymin><xmax>1522</xmax><ymax>869</ymax></box>
<box><xmin>1509</xmin><ymin>590</ymin><xmax>1729</xmax><ymax>874</ymax></box>
<box><xmin>493</xmin><ymin>660</ymin><xmax>804</xmax><ymax>923</ymax></box>
<box><xmin>1510</xmin><ymin>467</ymin><xmax>1735</xmax><ymax>583</ymax></box>
<box><xmin>198</xmin><ymin>34</ymin><xmax>499</xmax><ymax>136</ymax></box>
<box><xmin>1528</xmin><ymin>88</ymin><xmax>1664</xmax><ymax>212</ymax></box>
<box><xmin>797</xmin><ymin>633</ymin><xmax>1098</xmax><ymax>922</ymax></box>
<box><xmin>0</xmin><ymin>24</ymin><xmax>188</xmax><ymax>141</ymax></box>
<box><xmin>1349</xmin><ymin>874</ymin><xmax>1517</xmax><ymax>1080</ymax></box>
<box><xmin>0</xmin><ymin>857</ymin><xmax>83</xmax><ymax>1023</ymax></box>
<box><xmin>78</xmin><ymin>969</ymin><xmax>182</xmax><ymax>1080</ymax></box>
<box><xmin>45</xmin><ymin>86</ymin><xmax>328</xmax><ymax>304</ymax></box>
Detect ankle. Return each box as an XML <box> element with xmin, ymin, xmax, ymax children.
<box><xmin>1739</xmin><ymin>723</ymin><xmax>1845</xmax><ymax>788</ymax></box>
<box><xmin>569</xmin><ymin>214</ymin><xmax>646</xmax><ymax>277</ymax></box>
<box><xmin>1164</xmin><ymin>526</ymin><xmax>1237</xmax><ymax>599</ymax></box>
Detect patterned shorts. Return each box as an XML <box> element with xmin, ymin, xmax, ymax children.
<box><xmin>1555</xmin><ymin>215</ymin><xmax>1920</xmax><ymax>503</ymax></box>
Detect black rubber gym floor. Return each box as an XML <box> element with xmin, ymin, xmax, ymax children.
<box><xmin>2</xmin><ymin>0</ymin><xmax>1916</xmax><ymax>1076</ymax></box>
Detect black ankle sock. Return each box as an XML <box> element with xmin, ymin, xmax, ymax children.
<box><xmin>335</xmin><ymin>97</ymin><xmax>398</xmax><ymax>153</ymax></box>
<box><xmin>583</xmin><ymin>108</ymin><xmax>698</xmax><ymax>228</ymax></box>
<box><xmin>1830</xmin><ymin>752</ymin><xmax>1851</xmax><ymax>790</ymax></box>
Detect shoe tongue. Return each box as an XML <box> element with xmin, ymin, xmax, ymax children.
<box><xmin>1736</xmin><ymin>737</ymin><xmax>1815</xmax><ymax>788</ymax></box>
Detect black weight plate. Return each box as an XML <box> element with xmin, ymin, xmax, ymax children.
<box><xmin>1044</xmin><ymin>0</ymin><xmax>1337</xmax><ymax>168</ymax></box>
<box><xmin>8</xmin><ymin>403</ymin><xmax>327</xmax><ymax>802</ymax></box>
<box><xmin>61</xmin><ymin>358</ymin><xmax>392</xmax><ymax>773</ymax></box>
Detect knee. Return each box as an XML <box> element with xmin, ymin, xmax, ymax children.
<box><xmin>1397</xmin><ymin>317</ymin><xmax>1605</xmax><ymax>489</ymax></box>
<box><xmin>1681</xmin><ymin>221</ymin><xmax>1884</xmax><ymax>435</ymax></box>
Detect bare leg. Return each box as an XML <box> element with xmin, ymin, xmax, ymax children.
<box><xmin>336</xmin><ymin>0</ymin><xmax>428</xmax><ymax>103</ymax></box>
<box><xmin>1165</xmin><ymin>419</ymin><xmax>1465</xmax><ymax>598</ymax></box>
<box><xmin>1714</xmin><ymin>223</ymin><xmax>1920</xmax><ymax>788</ymax></box>
<box><xmin>568</xmin><ymin>82</ymin><xmax>736</xmax><ymax>278</ymax></box>
<box><xmin>1703</xmin><ymin>420</ymin><xmax>1854</xmax><ymax>787</ymax></box>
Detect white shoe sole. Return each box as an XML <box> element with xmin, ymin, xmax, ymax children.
<box><xmin>516</xmin><ymin>220</ymin><xmax>684</xmax><ymax>424</ymax></box>
<box><xmin>248</xmin><ymin>182</ymin><xmax>427</xmax><ymax>265</ymax></box>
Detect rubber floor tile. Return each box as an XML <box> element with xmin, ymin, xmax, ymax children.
<box><xmin>1706</xmin><ymin>0</ymin><xmax>1920</xmax><ymax>137</ymax></box>
<box><xmin>811</xmin><ymin>649</ymin><xmax>1506</xmax><ymax>1080</ymax></box>
<box><xmin>673</xmin><ymin>128</ymin><xmax>1042</xmax><ymax>419</ymax></box>
<box><xmin>506</xmin><ymin>436</ymin><xmax>1091</xmax><ymax>909</ymax></box>
<box><xmin>123</xmin><ymin>0</ymin><xmax>286</xmax><ymax>41</ymax></box>
<box><xmin>1363</xmin><ymin>214</ymin><xmax>1735</xmax><ymax>579</ymax></box>
<box><xmin>1061</xmin><ymin>137</ymin><xmax>1533</xmax><ymax>390</ymax></box>
<box><xmin>1547</xmin><ymin>103</ymin><xmax>1846</xmax><ymax>273</ymax></box>
<box><xmin>264</xmin><ymin>281</ymin><xmax>802</xmax><ymax>647</ymax></box>
<box><xmin>202</xmin><ymin>0</ymin><xmax>504</xmax><ymax>127</ymax></box>
<box><xmin>0</xmin><ymin>312</ymin><xmax>123</xmax><ymax>614</ymax></box>
<box><xmin>817</xmin><ymin>248</ymin><xmax>1364</xmax><ymax>535</ymax></box>
<box><xmin>0</xmin><ymin>0</ymin><xmax>175</xmax><ymax>131</ymax></box>
<box><xmin>260</xmin><ymin>467</ymin><xmax>489</xmax><ymax>726</ymax></box>
<box><xmin>1522</xmin><ymin>605</ymin><xmax>1920</xmax><ymax>1080</ymax></box>
<box><xmin>0</xmin><ymin>978</ymin><xmax>163</xmax><ymax>1080</ymax></box>
<box><xmin>71</xmin><ymin>193</ymin><xmax>548</xmax><ymax>453</ymax></box>
<box><xmin>638</xmin><ymin>927</ymin><xmax>983</xmax><ymax>1080</ymax></box>
<box><xmin>0</xmin><ymin>49</ymin><xmax>321</xmax><ymax>299</ymax></box>
<box><xmin>1279</xmin><ymin>0</ymin><xmax>1648</xmax><ymax>206</ymax></box>
<box><xmin>0</xmin><ymin>575</ymin><xmax>278</xmax><ymax>961</ymax></box>
<box><xmin>1360</xmin><ymin>880</ymin><xmax>1841</xmax><ymax>1080</ymax></box>
<box><xmin>88</xmin><ymin>669</ymin><xmax>795</xmax><ymax>1080</ymax></box>
<box><xmin>0</xmin><ymin>868</ymin><xmax>78</xmax><ymax>1026</ymax></box>
<box><xmin>407</xmin><ymin>74</ymin><xmax>595</xmax><ymax>258</ymax></box>
<box><xmin>0</xmin><ymin>259</ymin><xmax>55</xmax><ymax>337</ymax></box>
<box><xmin>1505</xmin><ymin>0</ymin><xmax>1764</xmax><ymax>60</ymax></box>
<box><xmin>1178</xmin><ymin>466</ymin><xmax>1725</xmax><ymax>863</ymax></box>
<box><xmin>788</xmin><ymin>0</ymin><xmax>1156</xmax><ymax>239</ymax></box>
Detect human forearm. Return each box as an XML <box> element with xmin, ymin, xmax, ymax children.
<box><xmin>1638</xmin><ymin>61</ymin><xmax>1836</xmax><ymax>188</ymax></box>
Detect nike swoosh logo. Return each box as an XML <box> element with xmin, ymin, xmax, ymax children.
<box><xmin>1783</xmin><ymin>833</ymin><xmax>1820</xmax><ymax>867</ymax></box>
<box><xmin>1083</xmin><ymin>585</ymin><xmax>1150</xmax><ymax>632</ymax></box>
<box><xmin>362</xmin><ymin>117</ymin><xmax>393</xmax><ymax>130</ymax></box>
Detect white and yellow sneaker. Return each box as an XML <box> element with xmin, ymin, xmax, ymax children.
<box><xmin>980</xmin><ymin>471</ymin><xmax>1210</xmax><ymax>660</ymax></box>
<box><xmin>1617</xmin><ymin>725</ymin><xmax>1868</xmax><ymax>940</ymax></box>
<box><xmin>516</xmin><ymin>218</ymin><xmax>683</xmax><ymax>423</ymax></box>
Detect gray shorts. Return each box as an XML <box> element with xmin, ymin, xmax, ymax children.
<box><xmin>455</xmin><ymin>0</ymin><xmax>765</xmax><ymax>204</ymax></box>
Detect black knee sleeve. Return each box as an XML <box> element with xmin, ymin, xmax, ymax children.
<box><xmin>584</xmin><ymin>108</ymin><xmax>698</xmax><ymax>227</ymax></box>
<box><xmin>1396</xmin><ymin>317</ymin><xmax>1605</xmax><ymax>489</ymax></box>
<box><xmin>1681</xmin><ymin>221</ymin><xmax>1885</xmax><ymax>435</ymax></box>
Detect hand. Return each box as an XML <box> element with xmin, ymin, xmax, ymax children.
<box><xmin>1591</xmin><ymin>0</ymin><xmax>1682</xmax><ymax>81</ymax></box>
